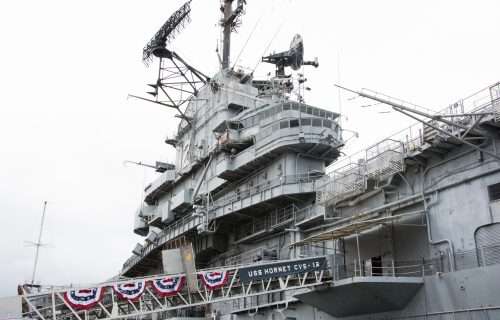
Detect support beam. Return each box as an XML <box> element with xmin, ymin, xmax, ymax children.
<box><xmin>56</xmin><ymin>292</ymin><xmax>83</xmax><ymax>320</ymax></box>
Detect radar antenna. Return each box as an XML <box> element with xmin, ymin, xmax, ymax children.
<box><xmin>262</xmin><ymin>34</ymin><xmax>319</xmax><ymax>77</ymax></box>
<box><xmin>131</xmin><ymin>0</ymin><xmax>210</xmax><ymax>126</ymax></box>
<box><xmin>142</xmin><ymin>0</ymin><xmax>192</xmax><ymax>65</ymax></box>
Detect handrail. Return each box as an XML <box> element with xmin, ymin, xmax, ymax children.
<box><xmin>123</xmin><ymin>214</ymin><xmax>202</xmax><ymax>271</ymax></box>
<box><xmin>233</xmin><ymin>203</ymin><xmax>328</xmax><ymax>242</ymax></box>
<box><xmin>124</xmin><ymin>173</ymin><xmax>323</xmax><ymax>272</ymax></box>
<box><xmin>328</xmin><ymin>82</ymin><xmax>499</xmax><ymax>175</ymax></box>
<box><xmin>213</xmin><ymin>172</ymin><xmax>322</xmax><ymax>208</ymax></box>
<box><xmin>321</xmin><ymin>83</ymin><xmax>500</xmax><ymax>203</ymax></box>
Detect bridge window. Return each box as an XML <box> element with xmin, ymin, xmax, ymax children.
<box><xmin>301</xmin><ymin>118</ymin><xmax>311</xmax><ymax>126</ymax></box>
<box><xmin>280</xmin><ymin>120</ymin><xmax>289</xmax><ymax>129</ymax></box>
<box><xmin>312</xmin><ymin>118</ymin><xmax>322</xmax><ymax>127</ymax></box>
<box><xmin>290</xmin><ymin>119</ymin><xmax>300</xmax><ymax>128</ymax></box>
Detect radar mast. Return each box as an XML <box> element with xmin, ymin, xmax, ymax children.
<box><xmin>220</xmin><ymin>0</ymin><xmax>246</xmax><ymax>70</ymax></box>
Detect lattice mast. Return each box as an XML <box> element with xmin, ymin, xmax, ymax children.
<box><xmin>221</xmin><ymin>0</ymin><xmax>246</xmax><ymax>69</ymax></box>
<box><xmin>131</xmin><ymin>0</ymin><xmax>210</xmax><ymax>126</ymax></box>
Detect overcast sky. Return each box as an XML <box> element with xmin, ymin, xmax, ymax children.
<box><xmin>0</xmin><ymin>0</ymin><xmax>499</xmax><ymax>297</ymax></box>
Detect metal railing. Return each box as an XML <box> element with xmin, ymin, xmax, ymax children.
<box><xmin>365</xmin><ymin>139</ymin><xmax>405</xmax><ymax>181</ymax></box>
<box><xmin>212</xmin><ymin>172</ymin><xmax>322</xmax><ymax>209</ymax></box>
<box><xmin>330</xmin><ymin>83</ymin><xmax>500</xmax><ymax>174</ymax></box>
<box><xmin>125</xmin><ymin>173</ymin><xmax>324</xmax><ymax>273</ymax></box>
<box><xmin>234</xmin><ymin>204</ymin><xmax>324</xmax><ymax>242</ymax></box>
<box><xmin>318</xmin><ymin>162</ymin><xmax>367</xmax><ymax>205</ymax></box>
<box><xmin>335</xmin><ymin>259</ymin><xmax>441</xmax><ymax>279</ymax></box>
<box><xmin>225</xmin><ymin>246</ymin><xmax>279</xmax><ymax>266</ymax></box>
<box><xmin>455</xmin><ymin>243</ymin><xmax>500</xmax><ymax>271</ymax></box>
<box><xmin>234</xmin><ymin>205</ymin><xmax>295</xmax><ymax>241</ymax></box>
<box><xmin>122</xmin><ymin>214</ymin><xmax>202</xmax><ymax>272</ymax></box>
<box><xmin>322</xmin><ymin>82</ymin><xmax>500</xmax><ymax>204</ymax></box>
<box><xmin>294</xmin><ymin>205</ymin><xmax>324</xmax><ymax>224</ymax></box>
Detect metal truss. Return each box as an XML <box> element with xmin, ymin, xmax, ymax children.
<box><xmin>20</xmin><ymin>258</ymin><xmax>329</xmax><ymax>320</ymax></box>
<box><xmin>132</xmin><ymin>0</ymin><xmax>210</xmax><ymax>128</ymax></box>
<box><xmin>130</xmin><ymin>51</ymin><xmax>210</xmax><ymax>127</ymax></box>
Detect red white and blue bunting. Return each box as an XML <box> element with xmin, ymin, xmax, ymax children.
<box><xmin>61</xmin><ymin>269</ymin><xmax>230</xmax><ymax>310</ymax></box>
<box><xmin>151</xmin><ymin>275</ymin><xmax>185</xmax><ymax>297</ymax></box>
<box><xmin>112</xmin><ymin>279</ymin><xmax>146</xmax><ymax>301</ymax></box>
<box><xmin>199</xmin><ymin>270</ymin><xmax>228</xmax><ymax>290</ymax></box>
<box><xmin>63</xmin><ymin>287</ymin><xmax>104</xmax><ymax>310</ymax></box>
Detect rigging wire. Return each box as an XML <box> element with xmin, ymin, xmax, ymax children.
<box><xmin>361</xmin><ymin>88</ymin><xmax>438</xmax><ymax>114</ymax></box>
<box><xmin>231</xmin><ymin>7</ymin><xmax>268</xmax><ymax>70</ymax></box>
<box><xmin>250</xmin><ymin>0</ymin><xmax>294</xmax><ymax>74</ymax></box>
<box><xmin>337</xmin><ymin>51</ymin><xmax>343</xmax><ymax>126</ymax></box>
<box><xmin>251</xmin><ymin>22</ymin><xmax>283</xmax><ymax>74</ymax></box>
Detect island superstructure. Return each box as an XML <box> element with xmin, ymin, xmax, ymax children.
<box><xmin>7</xmin><ymin>1</ymin><xmax>500</xmax><ymax>320</ymax></box>
<box><xmin>123</xmin><ymin>0</ymin><xmax>341</xmax><ymax>278</ymax></box>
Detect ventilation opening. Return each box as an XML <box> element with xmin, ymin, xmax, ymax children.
<box><xmin>475</xmin><ymin>223</ymin><xmax>500</xmax><ymax>267</ymax></box>
<box><xmin>487</xmin><ymin>183</ymin><xmax>500</xmax><ymax>201</ymax></box>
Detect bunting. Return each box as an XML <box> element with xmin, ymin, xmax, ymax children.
<box><xmin>63</xmin><ymin>287</ymin><xmax>104</xmax><ymax>310</ymax></box>
<box><xmin>199</xmin><ymin>270</ymin><xmax>228</xmax><ymax>290</ymax></box>
<box><xmin>112</xmin><ymin>279</ymin><xmax>146</xmax><ymax>301</ymax></box>
<box><xmin>151</xmin><ymin>275</ymin><xmax>185</xmax><ymax>297</ymax></box>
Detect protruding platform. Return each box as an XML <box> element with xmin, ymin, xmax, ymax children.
<box><xmin>295</xmin><ymin>276</ymin><xmax>423</xmax><ymax>317</ymax></box>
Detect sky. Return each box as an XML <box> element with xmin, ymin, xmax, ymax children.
<box><xmin>0</xmin><ymin>0</ymin><xmax>499</xmax><ymax>296</ymax></box>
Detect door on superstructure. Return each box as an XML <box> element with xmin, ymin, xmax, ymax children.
<box><xmin>475</xmin><ymin>222</ymin><xmax>500</xmax><ymax>267</ymax></box>
<box><xmin>371</xmin><ymin>256</ymin><xmax>383</xmax><ymax>276</ymax></box>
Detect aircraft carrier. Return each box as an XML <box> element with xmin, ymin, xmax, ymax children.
<box><xmin>5</xmin><ymin>1</ymin><xmax>500</xmax><ymax>319</ymax></box>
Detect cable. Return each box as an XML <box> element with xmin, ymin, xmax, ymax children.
<box><xmin>337</xmin><ymin>51</ymin><xmax>343</xmax><ymax>127</ymax></box>
<box><xmin>231</xmin><ymin>7</ymin><xmax>267</xmax><ymax>70</ymax></box>
<box><xmin>251</xmin><ymin>23</ymin><xmax>283</xmax><ymax>74</ymax></box>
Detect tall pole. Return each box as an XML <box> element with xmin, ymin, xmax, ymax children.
<box><xmin>222</xmin><ymin>0</ymin><xmax>233</xmax><ymax>69</ymax></box>
<box><xmin>356</xmin><ymin>231</ymin><xmax>361</xmax><ymax>276</ymax></box>
<box><xmin>31</xmin><ymin>201</ymin><xmax>48</xmax><ymax>285</ymax></box>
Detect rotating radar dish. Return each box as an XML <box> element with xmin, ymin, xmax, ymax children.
<box><xmin>262</xmin><ymin>34</ymin><xmax>318</xmax><ymax>76</ymax></box>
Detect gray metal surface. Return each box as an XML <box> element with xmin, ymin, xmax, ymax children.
<box><xmin>295</xmin><ymin>276</ymin><xmax>423</xmax><ymax>317</ymax></box>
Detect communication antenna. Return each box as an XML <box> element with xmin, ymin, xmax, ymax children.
<box><xmin>25</xmin><ymin>201</ymin><xmax>48</xmax><ymax>286</ymax></box>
